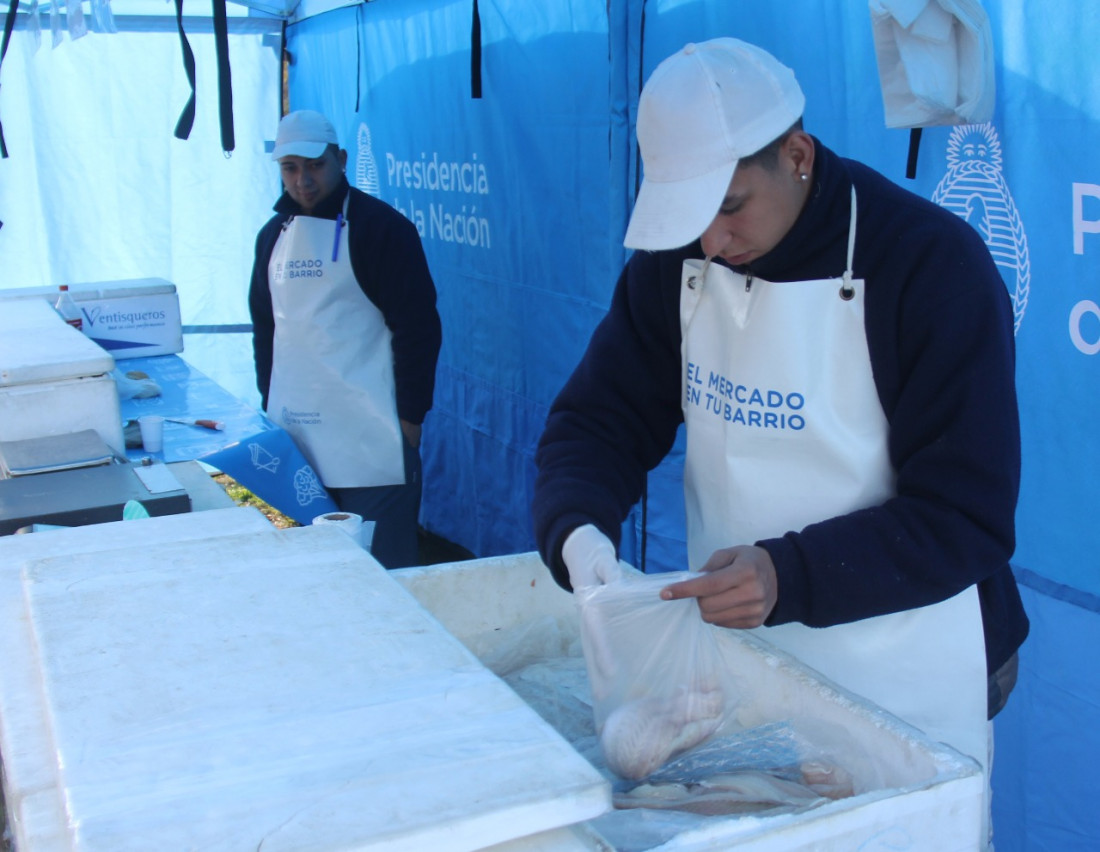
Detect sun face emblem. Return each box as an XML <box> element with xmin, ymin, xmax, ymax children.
<box><xmin>932</xmin><ymin>123</ymin><xmax>1029</xmax><ymax>334</ymax></box>
<box><xmin>355</xmin><ymin>123</ymin><xmax>381</xmax><ymax>198</ymax></box>
<box><xmin>952</xmin><ymin>126</ymin><xmax>1000</xmax><ymax>167</ymax></box>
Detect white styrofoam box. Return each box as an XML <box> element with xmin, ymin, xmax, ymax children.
<box><xmin>69</xmin><ymin>278</ymin><xmax>183</xmax><ymax>360</ymax></box>
<box><xmin>0</xmin><ymin>373</ymin><xmax>125</xmax><ymax>454</ymax></box>
<box><xmin>0</xmin><ymin>298</ymin><xmax>72</xmax><ymax>333</ymax></box>
<box><xmin>0</xmin><ymin>278</ymin><xmax>183</xmax><ymax>360</ymax></box>
<box><xmin>394</xmin><ymin>554</ymin><xmax>986</xmax><ymax>852</ymax></box>
<box><xmin>1</xmin><ymin>525</ymin><xmax>610</xmax><ymax>852</ymax></box>
<box><xmin>0</xmin><ymin>299</ymin><xmax>115</xmax><ymax>385</ymax></box>
<box><xmin>0</xmin><ymin>507</ymin><xmax>274</xmax><ymax>852</ymax></box>
<box><xmin>0</xmin><ymin>298</ymin><xmax>125</xmax><ymax>452</ymax></box>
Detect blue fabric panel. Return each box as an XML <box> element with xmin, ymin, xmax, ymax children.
<box><xmin>991</xmin><ymin>0</ymin><xmax>1100</xmax><ymax>602</ymax></box>
<box><xmin>607</xmin><ymin>0</ymin><xmax>641</xmax><ymax>275</ymax></box>
<box><xmin>899</xmin><ymin>0</ymin><xmax>1100</xmax><ymax>603</ymax></box>
<box><xmin>288</xmin><ymin>0</ymin><xmax>614</xmax><ymax>558</ymax></box>
<box><xmin>991</xmin><ymin>583</ymin><xmax>1100</xmax><ymax>850</ymax></box>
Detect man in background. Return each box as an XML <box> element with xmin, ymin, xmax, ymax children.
<box><xmin>250</xmin><ymin>110</ymin><xmax>441</xmax><ymax>568</ymax></box>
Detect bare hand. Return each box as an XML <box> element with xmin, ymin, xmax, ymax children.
<box><xmin>660</xmin><ymin>545</ymin><xmax>778</xmax><ymax>629</ymax></box>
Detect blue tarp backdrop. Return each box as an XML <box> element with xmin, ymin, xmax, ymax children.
<box><xmin>284</xmin><ymin>3</ymin><xmax>1098</xmax><ymax>848</ymax></box>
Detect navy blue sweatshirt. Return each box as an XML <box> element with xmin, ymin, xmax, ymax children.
<box><xmin>533</xmin><ymin>139</ymin><xmax>1028</xmax><ymax>677</ymax></box>
<box><xmin>249</xmin><ymin>178</ymin><xmax>442</xmax><ymax>424</ymax></box>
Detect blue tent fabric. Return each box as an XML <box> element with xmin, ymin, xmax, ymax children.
<box><xmin>288</xmin><ymin>0</ymin><xmax>616</xmax><ymax>556</ymax></box>
<box><xmin>281</xmin><ymin>2</ymin><xmax>1097</xmax><ymax>848</ymax></box>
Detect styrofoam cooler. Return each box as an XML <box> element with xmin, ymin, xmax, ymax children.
<box><xmin>395</xmin><ymin>554</ymin><xmax>986</xmax><ymax>852</ymax></box>
<box><xmin>0</xmin><ymin>298</ymin><xmax>124</xmax><ymax>454</ymax></box>
<box><xmin>66</xmin><ymin>277</ymin><xmax>183</xmax><ymax>360</ymax></box>
<box><xmin>0</xmin><ymin>522</ymin><xmax>610</xmax><ymax>852</ymax></box>
<box><xmin>0</xmin><ymin>515</ymin><xmax>984</xmax><ymax>852</ymax></box>
<box><xmin>0</xmin><ymin>278</ymin><xmax>183</xmax><ymax>360</ymax></box>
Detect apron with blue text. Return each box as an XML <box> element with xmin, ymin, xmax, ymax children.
<box><xmin>267</xmin><ymin>196</ymin><xmax>405</xmax><ymax>488</ymax></box>
<box><xmin>679</xmin><ymin>189</ymin><xmax>988</xmax><ymax>771</ymax></box>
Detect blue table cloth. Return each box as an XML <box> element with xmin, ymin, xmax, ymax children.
<box><xmin>117</xmin><ymin>355</ymin><xmax>338</xmax><ymax>524</ymax></box>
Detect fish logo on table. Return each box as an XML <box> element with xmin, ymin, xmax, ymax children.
<box><xmin>248</xmin><ymin>441</ymin><xmax>280</xmax><ymax>474</ymax></box>
<box><xmin>932</xmin><ymin>123</ymin><xmax>1030</xmax><ymax>334</ymax></box>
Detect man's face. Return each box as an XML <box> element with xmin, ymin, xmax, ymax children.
<box><xmin>698</xmin><ymin>149</ymin><xmax>808</xmax><ymax>266</ymax></box>
<box><xmin>278</xmin><ymin>147</ymin><xmax>347</xmax><ymax>215</ymax></box>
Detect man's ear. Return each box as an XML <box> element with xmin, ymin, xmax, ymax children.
<box><xmin>783</xmin><ymin>131</ymin><xmax>815</xmax><ymax>179</ymax></box>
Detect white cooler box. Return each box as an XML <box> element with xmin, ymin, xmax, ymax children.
<box><xmin>395</xmin><ymin>554</ymin><xmax>987</xmax><ymax>852</ymax></box>
<box><xmin>0</xmin><ymin>522</ymin><xmax>610</xmax><ymax>852</ymax></box>
<box><xmin>0</xmin><ymin>521</ymin><xmax>983</xmax><ymax>852</ymax></box>
<box><xmin>0</xmin><ymin>278</ymin><xmax>183</xmax><ymax>361</ymax></box>
<box><xmin>0</xmin><ymin>299</ymin><xmax>124</xmax><ymax>455</ymax></box>
<box><xmin>67</xmin><ymin>278</ymin><xmax>183</xmax><ymax>360</ymax></box>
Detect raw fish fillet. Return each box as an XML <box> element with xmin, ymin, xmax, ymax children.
<box><xmin>600</xmin><ymin>686</ymin><xmax>724</xmax><ymax>780</ymax></box>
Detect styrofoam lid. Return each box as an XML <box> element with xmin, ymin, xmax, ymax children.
<box><xmin>68</xmin><ymin>277</ymin><xmax>178</xmax><ymax>299</ymax></box>
<box><xmin>0</xmin><ymin>508</ymin><xmax>282</xmax><ymax>852</ymax></box>
<box><xmin>0</xmin><ymin>297</ymin><xmax>66</xmax><ymax>332</ymax></box>
<box><xmin>0</xmin><ymin>301</ymin><xmax>115</xmax><ymax>386</ymax></box>
<box><xmin>14</xmin><ymin>525</ymin><xmax>610</xmax><ymax>851</ymax></box>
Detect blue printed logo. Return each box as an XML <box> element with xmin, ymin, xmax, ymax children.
<box><xmin>355</xmin><ymin>123</ymin><xmax>381</xmax><ymax>197</ymax></box>
<box><xmin>932</xmin><ymin>123</ymin><xmax>1030</xmax><ymax>334</ymax></box>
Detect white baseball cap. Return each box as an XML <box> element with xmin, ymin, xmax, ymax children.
<box><xmin>624</xmin><ymin>38</ymin><xmax>806</xmax><ymax>251</ymax></box>
<box><xmin>272</xmin><ymin>110</ymin><xmax>339</xmax><ymax>160</ymax></box>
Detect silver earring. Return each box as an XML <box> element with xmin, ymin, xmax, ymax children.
<box><xmin>799</xmin><ymin>173</ymin><xmax>809</xmax><ymax>182</ymax></box>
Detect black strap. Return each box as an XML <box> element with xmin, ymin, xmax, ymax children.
<box><xmin>212</xmin><ymin>0</ymin><xmax>234</xmax><ymax>152</ymax></box>
<box><xmin>173</xmin><ymin>0</ymin><xmax>197</xmax><ymax>140</ymax></box>
<box><xmin>906</xmin><ymin>127</ymin><xmax>922</xmax><ymax>179</ymax></box>
<box><xmin>635</xmin><ymin>0</ymin><xmax>649</xmax><ymax>570</ymax></box>
<box><xmin>1</xmin><ymin>0</ymin><xmax>20</xmax><ymax>159</ymax></box>
<box><xmin>279</xmin><ymin>21</ymin><xmax>288</xmax><ymax>119</ymax></box>
<box><xmin>355</xmin><ymin>6</ymin><xmax>362</xmax><ymax>111</ymax></box>
<box><xmin>634</xmin><ymin>0</ymin><xmax>648</xmax><ymax>199</ymax></box>
<box><xmin>470</xmin><ymin>0</ymin><xmax>482</xmax><ymax>99</ymax></box>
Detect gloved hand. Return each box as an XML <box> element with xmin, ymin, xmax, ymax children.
<box><xmin>562</xmin><ymin>524</ymin><xmax>624</xmax><ymax>590</ymax></box>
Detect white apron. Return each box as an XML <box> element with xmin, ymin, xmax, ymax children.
<box><xmin>267</xmin><ymin>196</ymin><xmax>405</xmax><ymax>488</ymax></box>
<box><xmin>679</xmin><ymin>190</ymin><xmax>988</xmax><ymax>770</ymax></box>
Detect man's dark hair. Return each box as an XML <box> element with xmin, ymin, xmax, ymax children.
<box><xmin>740</xmin><ymin>118</ymin><xmax>804</xmax><ymax>170</ymax></box>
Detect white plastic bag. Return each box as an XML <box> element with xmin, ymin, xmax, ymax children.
<box><xmin>576</xmin><ymin>571</ymin><xmax>739</xmax><ymax>781</ymax></box>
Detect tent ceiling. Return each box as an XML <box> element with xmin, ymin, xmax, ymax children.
<box><xmin>0</xmin><ymin>0</ymin><xmax>361</xmax><ymax>23</ymax></box>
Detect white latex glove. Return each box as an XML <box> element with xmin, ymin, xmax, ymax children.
<box><xmin>562</xmin><ymin>524</ymin><xmax>624</xmax><ymax>590</ymax></box>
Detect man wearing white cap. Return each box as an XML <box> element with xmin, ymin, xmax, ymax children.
<box><xmin>250</xmin><ymin>110</ymin><xmax>441</xmax><ymax>568</ymax></box>
<box><xmin>532</xmin><ymin>37</ymin><xmax>1027</xmax><ymax>841</ymax></box>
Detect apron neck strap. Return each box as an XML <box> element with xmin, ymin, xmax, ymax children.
<box><xmin>842</xmin><ymin>186</ymin><xmax>858</xmax><ymax>292</ymax></box>
<box><xmin>697</xmin><ymin>187</ymin><xmax>858</xmax><ymax>292</ymax></box>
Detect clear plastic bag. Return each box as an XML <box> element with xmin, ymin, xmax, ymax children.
<box><xmin>576</xmin><ymin>571</ymin><xmax>740</xmax><ymax>781</ymax></box>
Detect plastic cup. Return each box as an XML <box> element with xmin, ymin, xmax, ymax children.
<box><xmin>138</xmin><ymin>415</ymin><xmax>164</xmax><ymax>453</ymax></box>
